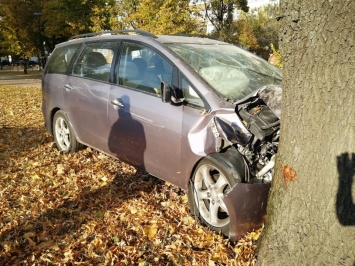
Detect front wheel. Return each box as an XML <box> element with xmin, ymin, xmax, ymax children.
<box><xmin>53</xmin><ymin>111</ymin><xmax>82</xmax><ymax>153</ymax></box>
<box><xmin>188</xmin><ymin>150</ymin><xmax>245</xmax><ymax>236</ymax></box>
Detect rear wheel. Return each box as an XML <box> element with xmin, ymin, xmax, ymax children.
<box><xmin>188</xmin><ymin>150</ymin><xmax>245</xmax><ymax>236</ymax></box>
<box><xmin>53</xmin><ymin>111</ymin><xmax>82</xmax><ymax>153</ymax></box>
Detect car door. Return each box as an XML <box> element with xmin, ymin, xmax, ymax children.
<box><xmin>107</xmin><ymin>41</ymin><xmax>183</xmax><ymax>184</ymax></box>
<box><xmin>64</xmin><ymin>41</ymin><xmax>117</xmax><ymax>150</ymax></box>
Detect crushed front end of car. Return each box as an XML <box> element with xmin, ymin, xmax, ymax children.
<box><xmin>214</xmin><ymin>85</ymin><xmax>281</xmax><ymax>240</ymax></box>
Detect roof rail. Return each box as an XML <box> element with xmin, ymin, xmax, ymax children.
<box><xmin>69</xmin><ymin>30</ymin><xmax>157</xmax><ymax>40</ymax></box>
<box><xmin>171</xmin><ymin>33</ymin><xmax>218</xmax><ymax>40</ymax></box>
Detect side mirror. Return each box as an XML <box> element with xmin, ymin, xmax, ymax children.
<box><xmin>160</xmin><ymin>81</ymin><xmax>185</xmax><ymax>104</ymax></box>
<box><xmin>161</xmin><ymin>81</ymin><xmax>171</xmax><ymax>103</ymax></box>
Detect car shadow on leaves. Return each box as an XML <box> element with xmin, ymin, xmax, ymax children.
<box><xmin>336</xmin><ymin>153</ymin><xmax>355</xmax><ymax>225</ymax></box>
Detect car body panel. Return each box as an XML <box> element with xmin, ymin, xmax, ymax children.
<box><xmin>42</xmin><ymin>73</ymin><xmax>67</xmax><ymax>132</ymax></box>
<box><xmin>108</xmin><ymin>85</ymin><xmax>184</xmax><ymax>186</ymax></box>
<box><xmin>64</xmin><ymin>76</ymin><xmax>111</xmax><ymax>149</ymax></box>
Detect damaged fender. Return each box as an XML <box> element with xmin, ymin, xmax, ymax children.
<box><xmin>187</xmin><ymin>111</ymin><xmax>252</xmax><ymax>156</ymax></box>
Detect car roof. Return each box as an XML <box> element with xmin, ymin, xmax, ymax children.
<box><xmin>58</xmin><ymin>30</ymin><xmax>228</xmax><ymax>48</ymax></box>
<box><xmin>156</xmin><ymin>35</ymin><xmax>227</xmax><ymax>45</ymax></box>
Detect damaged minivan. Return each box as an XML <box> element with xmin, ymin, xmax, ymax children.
<box><xmin>42</xmin><ymin>30</ymin><xmax>282</xmax><ymax>241</ymax></box>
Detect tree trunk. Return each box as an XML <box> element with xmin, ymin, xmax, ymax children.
<box><xmin>256</xmin><ymin>0</ymin><xmax>355</xmax><ymax>265</ymax></box>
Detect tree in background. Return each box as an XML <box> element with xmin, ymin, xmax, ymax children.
<box><xmin>233</xmin><ymin>2</ymin><xmax>280</xmax><ymax>59</ymax></box>
<box><xmin>0</xmin><ymin>0</ymin><xmax>202</xmax><ymax>60</ymax></box>
<box><xmin>0</xmin><ymin>0</ymin><xmax>281</xmax><ymax>69</ymax></box>
<box><xmin>0</xmin><ymin>0</ymin><xmax>41</xmax><ymax>55</ymax></box>
<box><xmin>193</xmin><ymin>0</ymin><xmax>249</xmax><ymax>41</ymax></box>
<box><xmin>42</xmin><ymin>0</ymin><xmax>121</xmax><ymax>49</ymax></box>
<box><xmin>123</xmin><ymin>0</ymin><xmax>202</xmax><ymax>35</ymax></box>
<box><xmin>269</xmin><ymin>43</ymin><xmax>282</xmax><ymax>68</ymax></box>
<box><xmin>0</xmin><ymin>0</ymin><xmax>121</xmax><ymax>60</ymax></box>
<box><xmin>0</xmin><ymin>0</ymin><xmax>44</xmax><ymax>72</ymax></box>
<box><xmin>90</xmin><ymin>0</ymin><xmax>122</xmax><ymax>32</ymax></box>
<box><xmin>256</xmin><ymin>0</ymin><xmax>355</xmax><ymax>264</ymax></box>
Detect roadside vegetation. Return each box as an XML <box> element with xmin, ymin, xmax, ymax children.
<box><xmin>0</xmin><ymin>85</ymin><xmax>261</xmax><ymax>264</ymax></box>
<box><xmin>0</xmin><ymin>0</ymin><xmax>281</xmax><ymax>64</ymax></box>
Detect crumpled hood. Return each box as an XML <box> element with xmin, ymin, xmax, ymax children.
<box><xmin>258</xmin><ymin>85</ymin><xmax>282</xmax><ymax>119</ymax></box>
<box><xmin>235</xmin><ymin>85</ymin><xmax>282</xmax><ymax>119</ymax></box>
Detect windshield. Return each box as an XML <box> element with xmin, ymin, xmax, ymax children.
<box><xmin>166</xmin><ymin>43</ymin><xmax>282</xmax><ymax>101</ymax></box>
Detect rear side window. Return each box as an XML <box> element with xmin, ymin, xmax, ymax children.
<box><xmin>45</xmin><ymin>43</ymin><xmax>81</xmax><ymax>74</ymax></box>
<box><xmin>72</xmin><ymin>42</ymin><xmax>117</xmax><ymax>82</ymax></box>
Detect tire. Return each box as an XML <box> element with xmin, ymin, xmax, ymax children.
<box><xmin>188</xmin><ymin>148</ymin><xmax>246</xmax><ymax>236</ymax></box>
<box><xmin>53</xmin><ymin>111</ymin><xmax>82</xmax><ymax>153</ymax></box>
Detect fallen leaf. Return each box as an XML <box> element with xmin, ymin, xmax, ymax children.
<box><xmin>144</xmin><ymin>224</ymin><xmax>158</xmax><ymax>239</ymax></box>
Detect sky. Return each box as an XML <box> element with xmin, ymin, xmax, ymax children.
<box><xmin>248</xmin><ymin>0</ymin><xmax>279</xmax><ymax>9</ymax></box>
<box><xmin>190</xmin><ymin>0</ymin><xmax>279</xmax><ymax>9</ymax></box>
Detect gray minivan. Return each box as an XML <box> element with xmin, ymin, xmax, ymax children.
<box><xmin>42</xmin><ymin>30</ymin><xmax>282</xmax><ymax>241</ymax></box>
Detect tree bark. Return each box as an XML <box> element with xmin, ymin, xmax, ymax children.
<box><xmin>256</xmin><ymin>0</ymin><xmax>355</xmax><ymax>265</ymax></box>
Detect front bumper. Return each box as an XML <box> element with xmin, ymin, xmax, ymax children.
<box><xmin>223</xmin><ymin>183</ymin><xmax>271</xmax><ymax>241</ymax></box>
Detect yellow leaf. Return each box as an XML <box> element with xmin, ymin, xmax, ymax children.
<box><xmin>57</xmin><ymin>164</ymin><xmax>65</xmax><ymax>175</ymax></box>
<box><xmin>233</xmin><ymin>247</ymin><xmax>242</xmax><ymax>255</ymax></box>
<box><xmin>251</xmin><ymin>231</ymin><xmax>259</xmax><ymax>241</ymax></box>
<box><xmin>181</xmin><ymin>195</ymin><xmax>188</xmax><ymax>203</ymax></box>
<box><xmin>211</xmin><ymin>253</ymin><xmax>220</xmax><ymax>261</ymax></box>
<box><xmin>31</xmin><ymin>174</ymin><xmax>40</xmax><ymax>180</ymax></box>
<box><xmin>195</xmin><ymin>228</ymin><xmax>204</xmax><ymax>235</ymax></box>
<box><xmin>130</xmin><ymin>207</ymin><xmax>138</xmax><ymax>214</ymax></box>
<box><xmin>144</xmin><ymin>224</ymin><xmax>158</xmax><ymax>239</ymax></box>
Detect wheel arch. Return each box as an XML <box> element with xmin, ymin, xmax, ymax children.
<box><xmin>187</xmin><ymin>145</ymin><xmax>249</xmax><ymax>236</ymax></box>
<box><xmin>187</xmin><ymin>145</ymin><xmax>248</xmax><ymax>210</ymax></box>
<box><xmin>50</xmin><ymin>107</ymin><xmax>61</xmax><ymax>134</ymax></box>
<box><xmin>52</xmin><ymin>109</ymin><xmax>84</xmax><ymax>152</ymax></box>
<box><xmin>187</xmin><ymin>146</ymin><xmax>247</xmax><ymax>188</ymax></box>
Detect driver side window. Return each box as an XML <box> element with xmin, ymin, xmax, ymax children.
<box><xmin>117</xmin><ymin>42</ymin><xmax>173</xmax><ymax>96</ymax></box>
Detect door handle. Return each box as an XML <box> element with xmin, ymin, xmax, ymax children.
<box><xmin>111</xmin><ymin>99</ymin><xmax>125</xmax><ymax>108</ymax></box>
<box><xmin>64</xmin><ymin>84</ymin><xmax>73</xmax><ymax>91</ymax></box>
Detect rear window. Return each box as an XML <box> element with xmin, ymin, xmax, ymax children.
<box><xmin>45</xmin><ymin>43</ymin><xmax>81</xmax><ymax>74</ymax></box>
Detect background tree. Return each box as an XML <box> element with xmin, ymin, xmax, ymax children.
<box><xmin>124</xmin><ymin>0</ymin><xmax>202</xmax><ymax>35</ymax></box>
<box><xmin>256</xmin><ymin>0</ymin><xmax>355</xmax><ymax>265</ymax></box>
<box><xmin>42</xmin><ymin>0</ymin><xmax>120</xmax><ymax>50</ymax></box>
<box><xmin>0</xmin><ymin>0</ymin><xmax>122</xmax><ymax>58</ymax></box>
<box><xmin>90</xmin><ymin>0</ymin><xmax>122</xmax><ymax>32</ymax></box>
<box><xmin>233</xmin><ymin>3</ymin><xmax>280</xmax><ymax>59</ymax></box>
<box><xmin>194</xmin><ymin>0</ymin><xmax>249</xmax><ymax>41</ymax></box>
<box><xmin>269</xmin><ymin>43</ymin><xmax>282</xmax><ymax>68</ymax></box>
<box><xmin>0</xmin><ymin>0</ymin><xmax>44</xmax><ymax>72</ymax></box>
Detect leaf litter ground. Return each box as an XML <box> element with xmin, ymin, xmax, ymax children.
<box><xmin>0</xmin><ymin>86</ymin><xmax>262</xmax><ymax>265</ymax></box>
